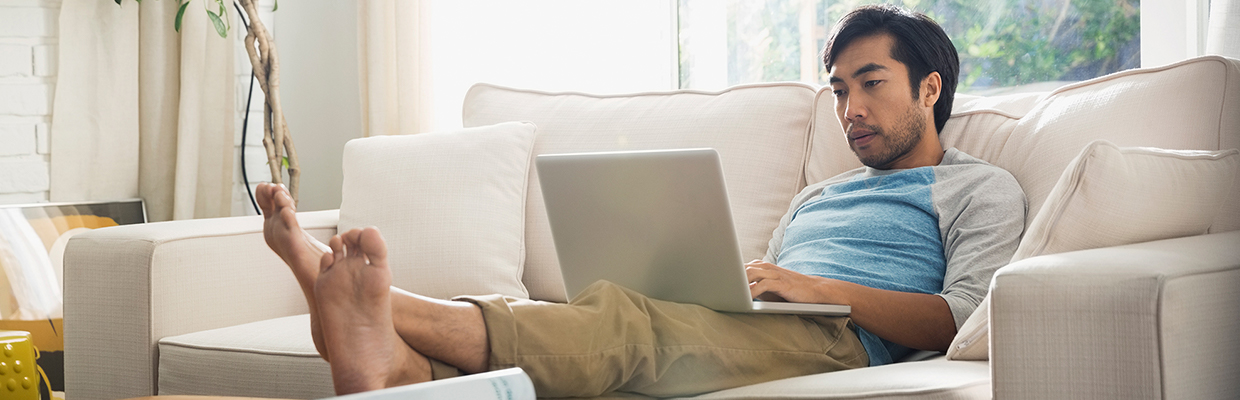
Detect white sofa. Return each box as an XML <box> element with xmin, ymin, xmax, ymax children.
<box><xmin>64</xmin><ymin>55</ymin><xmax>1240</xmax><ymax>400</ymax></box>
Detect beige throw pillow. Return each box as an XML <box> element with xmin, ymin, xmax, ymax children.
<box><xmin>338</xmin><ymin>121</ymin><xmax>538</xmax><ymax>299</ymax></box>
<box><xmin>947</xmin><ymin>140</ymin><xmax>1240</xmax><ymax>361</ymax></box>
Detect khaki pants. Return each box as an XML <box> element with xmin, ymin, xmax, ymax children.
<box><xmin>450</xmin><ymin>281</ymin><xmax>868</xmax><ymax>398</ymax></box>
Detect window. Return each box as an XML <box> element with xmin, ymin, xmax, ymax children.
<box><xmin>677</xmin><ymin>0</ymin><xmax>1142</xmax><ymax>95</ymax></box>
<box><xmin>430</xmin><ymin>0</ymin><xmax>677</xmax><ymax>131</ymax></box>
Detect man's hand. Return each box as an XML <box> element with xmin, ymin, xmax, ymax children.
<box><xmin>745</xmin><ymin>260</ymin><xmax>839</xmax><ymax>304</ymax></box>
<box><xmin>745</xmin><ymin>260</ymin><xmax>956</xmax><ymax>352</ymax></box>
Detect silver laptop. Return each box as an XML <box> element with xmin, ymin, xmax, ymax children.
<box><xmin>536</xmin><ymin>148</ymin><xmax>849</xmax><ymax>316</ymax></box>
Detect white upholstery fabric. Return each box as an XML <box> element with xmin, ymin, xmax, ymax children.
<box><xmin>339</xmin><ymin>122</ymin><xmax>537</xmax><ymax>299</ymax></box>
<box><xmin>937</xmin><ymin>93</ymin><xmax>1042</xmax><ymax>164</ymax></box>
<box><xmin>462</xmin><ymin>83</ymin><xmax>818</xmax><ymax>302</ymax></box>
<box><xmin>943</xmin><ymin>295</ymin><xmax>990</xmax><ymax>361</ymax></box>
<box><xmin>1014</xmin><ymin>141</ymin><xmax>1239</xmax><ymax>260</ymax></box>
<box><xmin>805</xmin><ymin>88</ymin><xmax>862</xmax><ymax>185</ymax></box>
<box><xmin>806</xmin><ymin>89</ymin><xmax>1045</xmax><ymax>185</ymax></box>
<box><xmin>948</xmin><ymin>142</ymin><xmax>1239</xmax><ymax>361</ymax></box>
<box><xmin>990</xmin><ymin>231</ymin><xmax>1240</xmax><ymax>399</ymax></box>
<box><xmin>677</xmin><ymin>358</ymin><xmax>989</xmax><ymax>400</ymax></box>
<box><xmin>64</xmin><ymin>210</ymin><xmax>339</xmax><ymax>400</ymax></box>
<box><xmin>986</xmin><ymin>56</ymin><xmax>1240</xmax><ymax>233</ymax></box>
<box><xmin>158</xmin><ymin>314</ymin><xmax>334</xmax><ymax>399</ymax></box>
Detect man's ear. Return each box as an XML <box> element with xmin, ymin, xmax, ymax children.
<box><xmin>920</xmin><ymin>71</ymin><xmax>942</xmax><ymax>108</ymax></box>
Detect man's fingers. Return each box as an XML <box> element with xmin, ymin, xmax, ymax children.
<box><xmin>745</xmin><ymin>265</ymin><xmax>770</xmax><ymax>282</ymax></box>
<box><xmin>749</xmin><ymin>279</ymin><xmax>765</xmax><ymax>298</ymax></box>
<box><xmin>750</xmin><ymin>279</ymin><xmax>790</xmax><ymax>300</ymax></box>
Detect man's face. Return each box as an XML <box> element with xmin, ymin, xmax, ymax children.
<box><xmin>828</xmin><ymin>34</ymin><xmax>935</xmax><ymax>170</ymax></box>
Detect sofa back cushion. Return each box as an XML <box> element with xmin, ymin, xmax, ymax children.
<box><xmin>463</xmin><ymin>83</ymin><xmax>817</xmax><ymax>302</ymax></box>
<box><xmin>809</xmin><ymin>55</ymin><xmax>1240</xmax><ymax>233</ymax></box>
<box><xmin>987</xmin><ymin>56</ymin><xmax>1240</xmax><ymax>233</ymax></box>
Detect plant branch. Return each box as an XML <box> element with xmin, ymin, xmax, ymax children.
<box><xmin>238</xmin><ymin>0</ymin><xmax>298</xmax><ymax>204</ymax></box>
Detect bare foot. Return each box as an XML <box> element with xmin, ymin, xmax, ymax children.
<box><xmin>259</xmin><ymin>183</ymin><xmax>330</xmax><ymax>289</ymax></box>
<box><xmin>258</xmin><ymin>182</ymin><xmax>332</xmax><ymax>360</ymax></box>
<box><xmin>316</xmin><ymin>227</ymin><xmax>431</xmax><ymax>395</ymax></box>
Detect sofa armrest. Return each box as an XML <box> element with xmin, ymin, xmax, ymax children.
<box><xmin>64</xmin><ymin>210</ymin><xmax>339</xmax><ymax>400</ymax></box>
<box><xmin>991</xmin><ymin>230</ymin><xmax>1240</xmax><ymax>400</ymax></box>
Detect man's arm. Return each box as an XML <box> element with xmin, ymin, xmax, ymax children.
<box><xmin>746</xmin><ymin>261</ymin><xmax>956</xmax><ymax>352</ymax></box>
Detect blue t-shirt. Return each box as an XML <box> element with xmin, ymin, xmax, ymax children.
<box><xmin>779</xmin><ymin>167</ymin><xmax>945</xmax><ymax>365</ymax></box>
<box><xmin>769</xmin><ymin>149</ymin><xmax>1026</xmax><ymax>366</ymax></box>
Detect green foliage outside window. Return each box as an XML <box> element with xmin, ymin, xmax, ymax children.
<box><xmin>679</xmin><ymin>0</ymin><xmax>1141</xmax><ymax>91</ymax></box>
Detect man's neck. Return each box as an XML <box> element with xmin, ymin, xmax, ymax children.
<box><xmin>878</xmin><ymin>132</ymin><xmax>945</xmax><ymax>170</ymax></box>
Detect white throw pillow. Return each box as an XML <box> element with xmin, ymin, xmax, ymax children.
<box><xmin>947</xmin><ymin>140</ymin><xmax>1240</xmax><ymax>361</ymax></box>
<box><xmin>338</xmin><ymin>121</ymin><xmax>538</xmax><ymax>299</ymax></box>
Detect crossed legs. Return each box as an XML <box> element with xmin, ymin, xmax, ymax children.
<box><xmin>257</xmin><ymin>183</ymin><xmax>489</xmax><ymax>394</ymax></box>
<box><xmin>257</xmin><ymin>183</ymin><xmax>866</xmax><ymax>396</ymax></box>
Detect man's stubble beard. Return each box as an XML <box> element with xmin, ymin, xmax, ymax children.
<box><xmin>851</xmin><ymin>101</ymin><xmax>927</xmax><ymax>169</ymax></box>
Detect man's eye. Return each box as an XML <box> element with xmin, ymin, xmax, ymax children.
<box><xmin>864</xmin><ymin>80</ymin><xmax>882</xmax><ymax>88</ymax></box>
<box><xmin>832</xmin><ymin>89</ymin><xmax>847</xmax><ymax>97</ymax></box>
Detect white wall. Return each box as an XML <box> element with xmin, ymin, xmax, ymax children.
<box><xmin>0</xmin><ymin>0</ymin><xmax>58</xmax><ymax>204</ymax></box>
<box><xmin>269</xmin><ymin>0</ymin><xmax>361</xmax><ymax>213</ymax></box>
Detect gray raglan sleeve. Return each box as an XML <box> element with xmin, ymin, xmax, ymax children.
<box><xmin>933</xmin><ymin>166</ymin><xmax>1027</xmax><ymax>330</ymax></box>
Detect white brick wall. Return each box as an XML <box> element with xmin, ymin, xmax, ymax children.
<box><xmin>0</xmin><ymin>157</ymin><xmax>49</xmax><ymax>193</ymax></box>
<box><xmin>0</xmin><ymin>124</ymin><xmax>37</xmax><ymax>155</ymax></box>
<box><xmin>0</xmin><ymin>44</ymin><xmax>33</xmax><ymax>76</ymax></box>
<box><xmin>0</xmin><ymin>0</ymin><xmax>59</xmax><ymax>204</ymax></box>
<box><xmin>0</xmin><ymin>6</ymin><xmax>58</xmax><ymax>37</ymax></box>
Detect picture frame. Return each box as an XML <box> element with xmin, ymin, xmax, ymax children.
<box><xmin>0</xmin><ymin>198</ymin><xmax>146</xmax><ymax>393</ymax></box>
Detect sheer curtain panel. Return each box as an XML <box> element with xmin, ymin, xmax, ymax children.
<box><xmin>358</xmin><ymin>0</ymin><xmax>434</xmax><ymax>137</ymax></box>
<box><xmin>51</xmin><ymin>0</ymin><xmax>234</xmax><ymax>222</ymax></box>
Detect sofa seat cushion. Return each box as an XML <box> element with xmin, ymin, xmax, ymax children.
<box><xmin>158</xmin><ymin>314</ymin><xmax>334</xmax><ymax>399</ymax></box>
<box><xmin>159</xmin><ymin>315</ymin><xmax>986</xmax><ymax>400</ymax></box>
<box><xmin>677</xmin><ymin>358</ymin><xmax>989</xmax><ymax>400</ymax></box>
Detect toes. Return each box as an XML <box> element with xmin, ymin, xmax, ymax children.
<box><xmin>326</xmin><ymin>235</ymin><xmax>346</xmax><ymax>273</ymax></box>
<box><xmin>272</xmin><ymin>185</ymin><xmax>296</xmax><ymax>213</ymax></box>
<box><xmin>256</xmin><ymin>183</ymin><xmax>274</xmax><ymax>215</ymax></box>
<box><xmin>320</xmin><ymin>250</ymin><xmax>335</xmax><ymax>274</ymax></box>
<box><xmin>279</xmin><ymin>206</ymin><xmax>299</xmax><ymax>230</ymax></box>
<box><xmin>340</xmin><ymin>228</ymin><xmax>366</xmax><ymax>262</ymax></box>
<box><xmin>357</xmin><ymin>228</ymin><xmax>388</xmax><ymax>266</ymax></box>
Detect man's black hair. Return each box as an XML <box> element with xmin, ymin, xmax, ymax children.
<box><xmin>823</xmin><ymin>4</ymin><xmax>959</xmax><ymax>133</ymax></box>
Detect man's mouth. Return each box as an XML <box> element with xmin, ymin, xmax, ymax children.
<box><xmin>849</xmin><ymin>129</ymin><xmax>877</xmax><ymax>147</ymax></box>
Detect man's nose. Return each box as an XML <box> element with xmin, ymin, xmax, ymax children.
<box><xmin>844</xmin><ymin>97</ymin><xmax>866</xmax><ymax>123</ymax></box>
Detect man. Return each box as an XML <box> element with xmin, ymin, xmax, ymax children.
<box><xmin>259</xmin><ymin>4</ymin><xmax>1024</xmax><ymax>398</ymax></box>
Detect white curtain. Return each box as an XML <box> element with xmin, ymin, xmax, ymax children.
<box><xmin>358</xmin><ymin>0</ymin><xmax>434</xmax><ymax>136</ymax></box>
<box><xmin>1208</xmin><ymin>0</ymin><xmax>1240</xmax><ymax>58</ymax></box>
<box><xmin>51</xmin><ymin>0</ymin><xmax>234</xmax><ymax>222</ymax></box>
